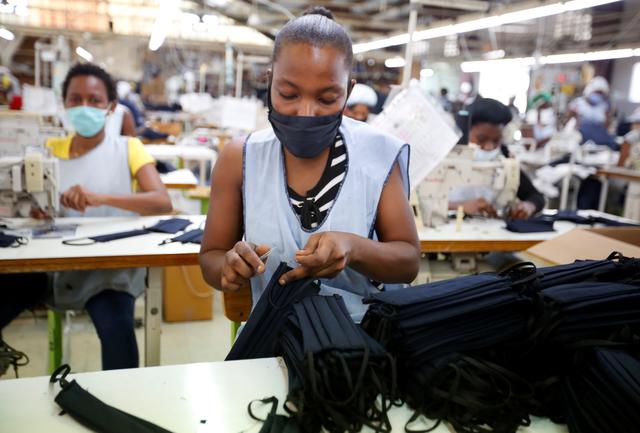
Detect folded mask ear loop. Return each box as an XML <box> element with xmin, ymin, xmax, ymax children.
<box><xmin>49</xmin><ymin>363</ymin><xmax>72</xmax><ymax>389</ymax></box>
<box><xmin>248</xmin><ymin>396</ymin><xmax>279</xmax><ymax>422</ymax></box>
<box><xmin>62</xmin><ymin>237</ymin><xmax>97</xmax><ymax>246</ymax></box>
<box><xmin>406</xmin><ymin>365</ymin><xmax>460</xmax><ymax>433</ymax></box>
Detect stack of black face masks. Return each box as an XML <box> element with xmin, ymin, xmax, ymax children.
<box><xmin>536</xmin><ymin>252</ymin><xmax>640</xmax><ymax>289</ymax></box>
<box><xmin>516</xmin><ymin>279</ymin><xmax>640</xmax><ymax>421</ymax></box>
<box><xmin>361</xmin><ymin>269</ymin><xmax>537</xmax><ymax>433</ymax></box>
<box><xmin>278</xmin><ymin>294</ymin><xmax>397</xmax><ymax>433</ymax></box>
<box><xmin>563</xmin><ymin>348</ymin><xmax>640</xmax><ymax>433</ymax></box>
<box><xmin>225</xmin><ymin>263</ymin><xmax>320</xmax><ymax>361</ymax></box>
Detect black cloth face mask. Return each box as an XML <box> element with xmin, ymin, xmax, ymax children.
<box><xmin>267</xmin><ymin>80</ymin><xmax>347</xmax><ymax>159</ymax></box>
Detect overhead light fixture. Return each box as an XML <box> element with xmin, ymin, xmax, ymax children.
<box><xmin>75</xmin><ymin>46</ymin><xmax>94</xmax><ymax>62</ymax></box>
<box><xmin>483</xmin><ymin>49</ymin><xmax>505</xmax><ymax>60</ymax></box>
<box><xmin>149</xmin><ymin>0</ymin><xmax>180</xmax><ymax>51</ymax></box>
<box><xmin>384</xmin><ymin>57</ymin><xmax>406</xmax><ymax>68</ymax></box>
<box><xmin>420</xmin><ymin>68</ymin><xmax>434</xmax><ymax>78</ymax></box>
<box><xmin>460</xmin><ymin>46</ymin><xmax>640</xmax><ymax>72</ymax></box>
<box><xmin>353</xmin><ymin>0</ymin><xmax>622</xmax><ymax>53</ymax></box>
<box><xmin>0</xmin><ymin>27</ymin><xmax>15</xmax><ymax>41</ymax></box>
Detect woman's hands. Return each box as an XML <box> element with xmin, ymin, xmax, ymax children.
<box><xmin>221</xmin><ymin>242</ymin><xmax>271</xmax><ymax>291</ymax></box>
<box><xmin>60</xmin><ymin>185</ymin><xmax>103</xmax><ymax>213</ymax></box>
<box><xmin>279</xmin><ymin>231</ymin><xmax>354</xmax><ymax>285</ymax></box>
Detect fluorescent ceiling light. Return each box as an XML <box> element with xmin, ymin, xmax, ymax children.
<box><xmin>354</xmin><ymin>0</ymin><xmax>622</xmax><ymax>53</ymax></box>
<box><xmin>461</xmin><ymin>47</ymin><xmax>640</xmax><ymax>72</ymax></box>
<box><xmin>0</xmin><ymin>27</ymin><xmax>15</xmax><ymax>41</ymax></box>
<box><xmin>385</xmin><ymin>57</ymin><xmax>406</xmax><ymax>68</ymax></box>
<box><xmin>75</xmin><ymin>46</ymin><xmax>94</xmax><ymax>62</ymax></box>
<box><xmin>420</xmin><ymin>68</ymin><xmax>434</xmax><ymax>78</ymax></box>
<box><xmin>149</xmin><ymin>0</ymin><xmax>180</xmax><ymax>51</ymax></box>
<box><xmin>483</xmin><ymin>49</ymin><xmax>505</xmax><ymax>60</ymax></box>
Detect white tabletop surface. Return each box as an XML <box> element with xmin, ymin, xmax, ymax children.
<box><xmin>145</xmin><ymin>144</ymin><xmax>217</xmax><ymax>162</ymax></box>
<box><xmin>418</xmin><ymin>218</ymin><xmax>578</xmax><ymax>242</ymax></box>
<box><xmin>0</xmin><ymin>215</ymin><xmax>204</xmax><ymax>263</ymax></box>
<box><xmin>160</xmin><ymin>168</ymin><xmax>199</xmax><ymax>186</ymax></box>
<box><xmin>0</xmin><ymin>358</ymin><xmax>567</xmax><ymax>433</ymax></box>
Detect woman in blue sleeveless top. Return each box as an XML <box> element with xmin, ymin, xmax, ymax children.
<box><xmin>199</xmin><ymin>7</ymin><xmax>420</xmax><ymax>321</ymax></box>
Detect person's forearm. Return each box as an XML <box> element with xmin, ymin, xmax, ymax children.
<box><xmin>199</xmin><ymin>249</ymin><xmax>226</xmax><ymax>291</ymax></box>
<box><xmin>348</xmin><ymin>234</ymin><xmax>420</xmax><ymax>284</ymax></box>
<box><xmin>99</xmin><ymin>192</ymin><xmax>172</xmax><ymax>215</ymax></box>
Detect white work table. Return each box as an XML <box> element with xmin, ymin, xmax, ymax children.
<box><xmin>0</xmin><ymin>215</ymin><xmax>205</xmax><ymax>368</ymax></box>
<box><xmin>0</xmin><ymin>358</ymin><xmax>567</xmax><ymax>433</ymax></box>
<box><xmin>418</xmin><ymin>218</ymin><xmax>578</xmax><ymax>253</ymax></box>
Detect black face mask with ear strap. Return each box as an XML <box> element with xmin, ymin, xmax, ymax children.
<box><xmin>267</xmin><ymin>76</ymin><xmax>352</xmax><ymax>159</ymax></box>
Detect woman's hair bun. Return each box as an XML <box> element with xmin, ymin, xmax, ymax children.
<box><xmin>302</xmin><ymin>6</ymin><xmax>334</xmax><ymax>20</ymax></box>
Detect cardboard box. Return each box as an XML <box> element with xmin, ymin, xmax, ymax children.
<box><xmin>525</xmin><ymin>227</ymin><xmax>640</xmax><ymax>266</ymax></box>
<box><xmin>163</xmin><ymin>265</ymin><xmax>213</xmax><ymax>322</ymax></box>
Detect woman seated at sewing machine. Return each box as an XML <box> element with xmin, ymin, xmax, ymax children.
<box><xmin>449</xmin><ymin>97</ymin><xmax>545</xmax><ymax>220</ymax></box>
<box><xmin>1</xmin><ymin>63</ymin><xmax>171</xmax><ymax>374</ymax></box>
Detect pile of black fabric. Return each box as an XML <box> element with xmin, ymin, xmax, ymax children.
<box><xmin>226</xmin><ymin>262</ymin><xmax>320</xmax><ymax>361</ymax></box>
<box><xmin>278</xmin><ymin>294</ymin><xmax>396</xmax><ymax>433</ymax></box>
<box><xmin>360</xmin><ymin>254</ymin><xmax>640</xmax><ymax>433</ymax></box>
<box><xmin>563</xmin><ymin>347</ymin><xmax>640</xmax><ymax>433</ymax></box>
<box><xmin>512</xmin><ymin>255</ymin><xmax>640</xmax><ymax>422</ymax></box>
<box><xmin>361</xmin><ymin>268</ymin><xmax>538</xmax><ymax>433</ymax></box>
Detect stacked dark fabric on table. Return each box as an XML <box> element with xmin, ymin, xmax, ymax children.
<box><xmin>361</xmin><ymin>268</ymin><xmax>538</xmax><ymax>433</ymax></box>
<box><xmin>361</xmin><ymin>254</ymin><xmax>640</xmax><ymax>433</ymax></box>
<box><xmin>563</xmin><ymin>348</ymin><xmax>640</xmax><ymax>433</ymax></box>
<box><xmin>226</xmin><ymin>262</ymin><xmax>319</xmax><ymax>361</ymax></box>
<box><xmin>234</xmin><ymin>255</ymin><xmax>640</xmax><ymax>433</ymax></box>
<box><xmin>278</xmin><ymin>294</ymin><xmax>396</xmax><ymax>433</ymax></box>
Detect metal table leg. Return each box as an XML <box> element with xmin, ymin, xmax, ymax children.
<box><xmin>598</xmin><ymin>175</ymin><xmax>609</xmax><ymax>212</ymax></box>
<box><xmin>145</xmin><ymin>267</ymin><xmax>163</xmax><ymax>366</ymax></box>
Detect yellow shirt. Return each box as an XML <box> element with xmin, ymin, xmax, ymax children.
<box><xmin>46</xmin><ymin>135</ymin><xmax>155</xmax><ymax>180</ymax></box>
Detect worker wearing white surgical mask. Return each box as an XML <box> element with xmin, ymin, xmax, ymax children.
<box><xmin>449</xmin><ymin>97</ymin><xmax>545</xmax><ymax>219</ymax></box>
<box><xmin>527</xmin><ymin>92</ymin><xmax>557</xmax><ymax>147</ymax></box>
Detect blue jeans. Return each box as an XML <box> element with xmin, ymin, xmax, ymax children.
<box><xmin>0</xmin><ymin>275</ymin><xmax>138</xmax><ymax>371</ymax></box>
<box><xmin>85</xmin><ymin>289</ymin><xmax>139</xmax><ymax>370</ymax></box>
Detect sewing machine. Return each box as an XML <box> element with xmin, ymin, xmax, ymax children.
<box><xmin>416</xmin><ymin>145</ymin><xmax>520</xmax><ymax>227</ymax></box>
<box><xmin>0</xmin><ymin>112</ymin><xmax>63</xmax><ymax>218</ymax></box>
<box><xmin>0</xmin><ymin>153</ymin><xmax>59</xmax><ymax>217</ymax></box>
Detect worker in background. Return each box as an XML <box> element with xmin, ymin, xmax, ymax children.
<box><xmin>449</xmin><ymin>97</ymin><xmax>545</xmax><ymax>219</ymax></box>
<box><xmin>617</xmin><ymin>107</ymin><xmax>640</xmax><ymax>220</ymax></box>
<box><xmin>528</xmin><ymin>91</ymin><xmax>558</xmax><ymax>148</ymax></box>
<box><xmin>0</xmin><ymin>66</ymin><xmax>20</xmax><ymax>107</ymax></box>
<box><xmin>439</xmin><ymin>87</ymin><xmax>452</xmax><ymax>113</ymax></box>
<box><xmin>0</xmin><ymin>63</ymin><xmax>172</xmax><ymax>372</ymax></box>
<box><xmin>343</xmin><ymin>83</ymin><xmax>378</xmax><ymax>122</ymax></box>
<box><xmin>199</xmin><ymin>6</ymin><xmax>420</xmax><ymax>323</ymax></box>
<box><xmin>568</xmin><ymin>76</ymin><xmax>617</xmax><ymax>149</ymax></box>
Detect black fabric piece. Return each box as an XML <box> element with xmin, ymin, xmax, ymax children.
<box><xmin>145</xmin><ymin>218</ymin><xmax>192</xmax><ymax>234</ymax></box>
<box><xmin>63</xmin><ymin>229</ymin><xmax>150</xmax><ymax>246</ymax></box>
<box><xmin>563</xmin><ymin>348</ymin><xmax>640</xmax><ymax>433</ymax></box>
<box><xmin>225</xmin><ymin>263</ymin><xmax>320</xmax><ymax>361</ymax></box>
<box><xmin>505</xmin><ymin>216</ymin><xmax>556</xmax><ymax>233</ymax></box>
<box><xmin>49</xmin><ymin>365</ymin><xmax>173</xmax><ymax>433</ymax></box>
<box><xmin>160</xmin><ymin>229</ymin><xmax>204</xmax><ymax>245</ymax></box>
<box><xmin>553</xmin><ymin>210</ymin><xmax>640</xmax><ymax>227</ymax></box>
<box><xmin>62</xmin><ymin>218</ymin><xmax>193</xmax><ymax>246</ymax></box>
<box><xmin>505</xmin><ymin>210</ymin><xmax>640</xmax><ymax>233</ymax></box>
<box><xmin>0</xmin><ymin>232</ymin><xmax>27</xmax><ymax>248</ymax></box>
<box><xmin>361</xmin><ymin>268</ymin><xmax>537</xmax><ymax>433</ymax></box>
<box><xmin>278</xmin><ymin>294</ymin><xmax>396</xmax><ymax>433</ymax></box>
